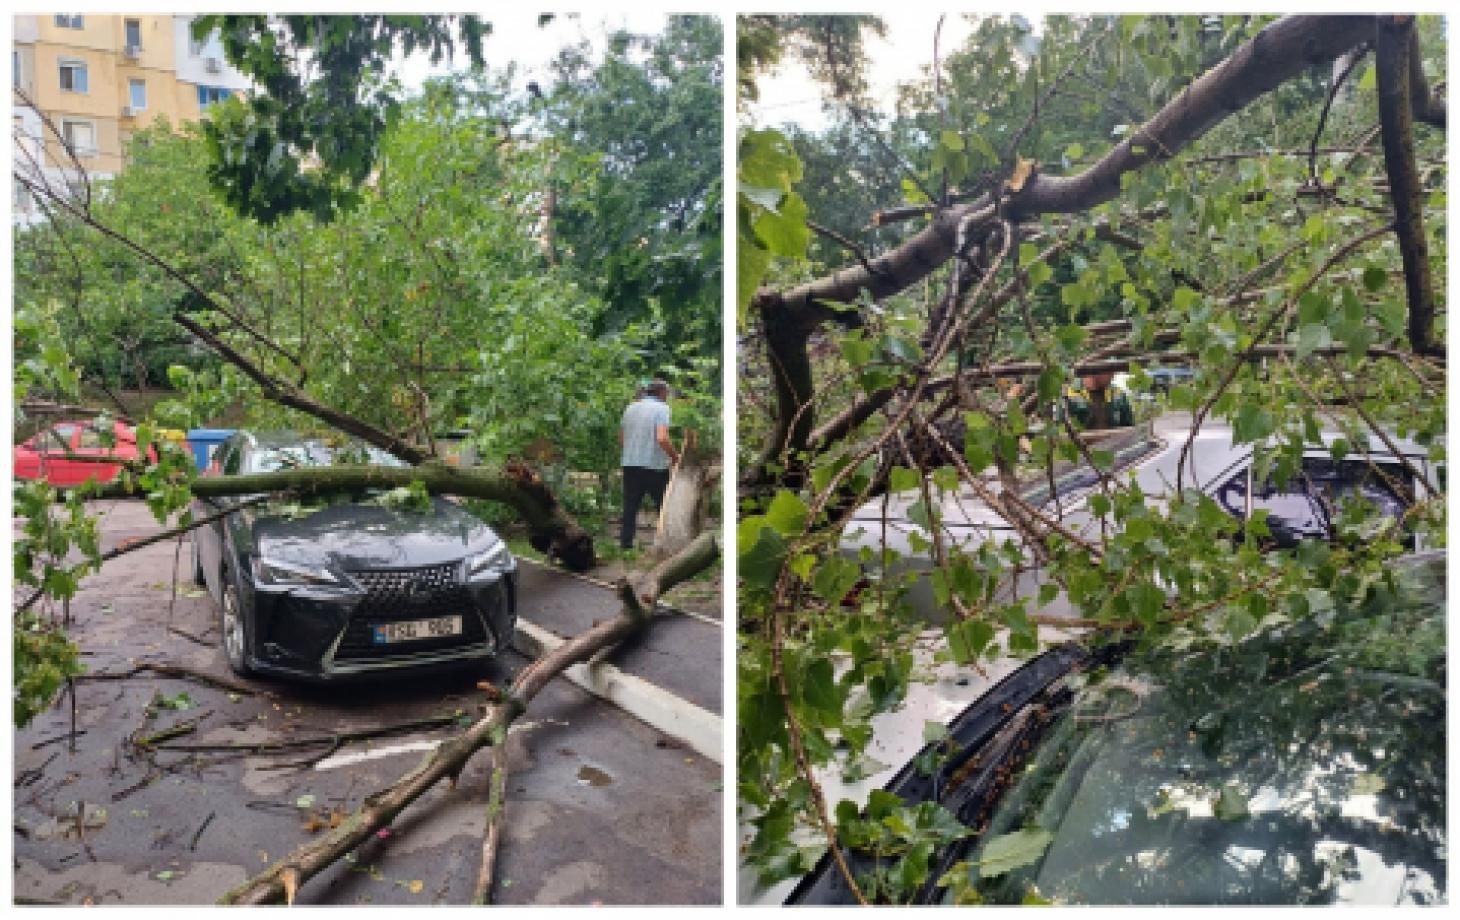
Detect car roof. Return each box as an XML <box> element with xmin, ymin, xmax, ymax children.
<box><xmin>851</xmin><ymin>414</ymin><xmax>1436</xmax><ymax>528</ymax></box>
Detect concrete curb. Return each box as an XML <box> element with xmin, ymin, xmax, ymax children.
<box><xmin>512</xmin><ymin>619</ymin><xmax>723</xmax><ymax>764</ymax></box>
<box><xmin>519</xmin><ymin>557</ymin><xmax>721</xmax><ymax>627</ymax></box>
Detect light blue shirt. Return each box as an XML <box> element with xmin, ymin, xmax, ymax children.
<box><xmin>621</xmin><ymin>397</ymin><xmax>671</xmax><ymax>470</ymax></box>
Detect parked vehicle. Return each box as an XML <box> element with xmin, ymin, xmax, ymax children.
<box><xmin>184</xmin><ymin>427</ymin><xmax>235</xmax><ymax>472</ymax></box>
<box><xmin>1115</xmin><ymin>366</ymin><xmax>1197</xmax><ymax>405</ymax></box>
<box><xmin>191</xmin><ymin>432</ymin><xmax>517</xmax><ymax>680</ymax></box>
<box><xmin>842</xmin><ymin>414</ymin><xmax>1439</xmax><ymax>623</ymax></box>
<box><xmin>12</xmin><ymin>418</ymin><xmax>144</xmax><ymax>487</ymax></box>
<box><xmin>786</xmin><ymin>551</ymin><xmax>1446</xmax><ymax>905</ymax></box>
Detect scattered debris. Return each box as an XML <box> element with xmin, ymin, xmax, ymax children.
<box><xmin>189</xmin><ymin>811</ymin><xmax>216</xmax><ymax>851</ymax></box>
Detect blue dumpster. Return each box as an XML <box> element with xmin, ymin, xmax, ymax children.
<box><xmin>185</xmin><ymin>428</ymin><xmax>234</xmax><ymax>471</ymax></box>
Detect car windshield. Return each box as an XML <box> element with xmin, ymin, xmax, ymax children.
<box><xmin>247</xmin><ymin>443</ymin><xmax>409</xmax><ymax>474</ymax></box>
<box><xmin>958</xmin><ymin>554</ymin><xmax>1445</xmax><ymax>905</ymax></box>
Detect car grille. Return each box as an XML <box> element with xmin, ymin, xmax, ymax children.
<box><xmin>349</xmin><ymin>562</ymin><xmax>461</xmax><ymax>600</ymax></box>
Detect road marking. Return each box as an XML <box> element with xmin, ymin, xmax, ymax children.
<box><xmin>513</xmin><ymin>620</ymin><xmax>722</xmax><ymax>764</ymax></box>
<box><xmin>315</xmin><ymin>739</ymin><xmax>440</xmax><ymax>770</ymax></box>
<box><xmin>312</xmin><ymin>720</ymin><xmax>550</xmax><ymax>771</ymax></box>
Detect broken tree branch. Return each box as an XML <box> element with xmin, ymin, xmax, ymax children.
<box><xmin>66</xmin><ymin>462</ymin><xmax>594</xmax><ymax>572</ymax></box>
<box><xmin>1375</xmin><ymin>15</ymin><xmax>1440</xmax><ymax>356</ymax></box>
<box><xmin>217</xmin><ymin>531</ymin><xmax>718</xmax><ymax>905</ymax></box>
<box><xmin>753</xmin><ymin>15</ymin><xmax>1375</xmax><ymax>319</ymax></box>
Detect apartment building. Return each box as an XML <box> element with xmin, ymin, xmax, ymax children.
<box><xmin>12</xmin><ymin>13</ymin><xmax>250</xmax><ymax>222</ymax></box>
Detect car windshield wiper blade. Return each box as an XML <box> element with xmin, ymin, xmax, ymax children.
<box><xmin>785</xmin><ymin>642</ymin><xmax>1114</xmax><ymax>905</ymax></box>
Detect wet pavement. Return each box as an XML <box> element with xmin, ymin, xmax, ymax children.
<box><xmin>12</xmin><ymin>501</ymin><xmax>721</xmax><ymax>905</ymax></box>
<box><xmin>516</xmin><ymin>562</ymin><xmax>722</xmax><ymax>713</ymax></box>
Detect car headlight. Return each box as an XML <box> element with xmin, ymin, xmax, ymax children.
<box><xmin>253</xmin><ymin>556</ymin><xmax>343</xmax><ymax>587</ymax></box>
<box><xmin>466</xmin><ymin>540</ymin><xmax>514</xmax><ymax>579</ymax></box>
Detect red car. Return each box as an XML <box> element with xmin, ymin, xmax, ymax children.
<box><xmin>12</xmin><ymin>419</ymin><xmax>142</xmax><ymax>487</ymax></box>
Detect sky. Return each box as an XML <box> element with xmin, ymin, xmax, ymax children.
<box><xmin>749</xmin><ymin>13</ymin><xmax>990</xmax><ymax>131</ymax></box>
<box><xmin>393</xmin><ymin>11</ymin><xmax>675</xmax><ymax>96</ymax></box>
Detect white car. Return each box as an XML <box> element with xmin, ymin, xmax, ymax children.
<box><xmin>841</xmin><ymin>413</ymin><xmax>1440</xmax><ymax>623</ymax></box>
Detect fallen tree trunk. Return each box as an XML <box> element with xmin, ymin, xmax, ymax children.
<box><xmin>746</xmin><ymin>15</ymin><xmax>1379</xmax><ymax>482</ymax></box>
<box><xmin>653</xmin><ymin>430</ymin><xmax>718</xmax><ymax>559</ymax></box>
<box><xmin>753</xmin><ymin>15</ymin><xmax>1375</xmax><ymax>321</ymax></box>
<box><xmin>217</xmin><ymin>530</ymin><xmax>718</xmax><ymax>905</ymax></box>
<box><xmin>74</xmin><ymin>461</ymin><xmax>595</xmax><ymax>572</ymax></box>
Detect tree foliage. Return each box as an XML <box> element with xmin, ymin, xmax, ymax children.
<box><xmin>195</xmin><ymin>14</ymin><xmax>488</xmax><ymax>222</ymax></box>
<box><xmin>542</xmin><ymin>16</ymin><xmax>724</xmax><ymax>368</ymax></box>
<box><xmin>738</xmin><ymin>14</ymin><xmax>1445</xmax><ymax>903</ymax></box>
<box><xmin>12</xmin><ymin>18</ymin><xmax>722</xmax><ymax>727</ymax></box>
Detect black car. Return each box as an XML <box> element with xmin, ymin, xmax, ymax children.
<box><xmin>788</xmin><ymin>552</ymin><xmax>1446</xmax><ymax>906</ymax></box>
<box><xmin>191</xmin><ymin>432</ymin><xmax>517</xmax><ymax>680</ymax></box>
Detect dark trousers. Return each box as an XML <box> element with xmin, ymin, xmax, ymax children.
<box><xmin>621</xmin><ymin>466</ymin><xmax>670</xmax><ymax>549</ymax></box>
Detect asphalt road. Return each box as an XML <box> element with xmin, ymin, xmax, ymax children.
<box><xmin>12</xmin><ymin>501</ymin><xmax>721</xmax><ymax>905</ymax></box>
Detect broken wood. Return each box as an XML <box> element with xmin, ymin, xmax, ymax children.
<box><xmin>471</xmin><ymin>725</ymin><xmax>510</xmax><ymax>904</ymax></box>
<box><xmin>217</xmin><ymin>531</ymin><xmax>718</xmax><ymax>905</ymax></box>
<box><xmin>74</xmin><ymin>662</ymin><xmax>264</xmax><ymax>698</ymax></box>
<box><xmin>147</xmin><ymin>711</ymin><xmax>471</xmax><ymax>757</ymax></box>
<box><xmin>652</xmin><ymin>430</ymin><xmax>718</xmax><ymax>560</ymax></box>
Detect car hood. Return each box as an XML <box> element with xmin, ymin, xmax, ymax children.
<box><xmin>250</xmin><ymin>496</ymin><xmax>499</xmax><ymax>571</ymax></box>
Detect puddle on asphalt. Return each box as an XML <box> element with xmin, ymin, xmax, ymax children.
<box><xmin>576</xmin><ymin>765</ymin><xmax>612</xmax><ymax>787</ymax></box>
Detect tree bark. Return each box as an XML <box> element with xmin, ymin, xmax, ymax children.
<box><xmin>653</xmin><ymin>430</ymin><xmax>716</xmax><ymax>560</ymax></box>
<box><xmin>1375</xmin><ymin>16</ymin><xmax>1440</xmax><ymax>355</ymax></box>
<box><xmin>217</xmin><ymin>531</ymin><xmax>718</xmax><ymax>905</ymax></box>
<box><xmin>1406</xmin><ymin>24</ymin><xmax>1446</xmax><ymax>128</ymax></box>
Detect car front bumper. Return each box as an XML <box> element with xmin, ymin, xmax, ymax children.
<box><xmin>240</xmin><ymin>567</ymin><xmax>518</xmax><ymax>681</ymax></box>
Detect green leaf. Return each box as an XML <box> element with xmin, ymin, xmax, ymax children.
<box><xmin>1362</xmin><ymin>265</ymin><xmax>1388</xmax><ymax>292</ymax></box>
<box><xmin>765</xmin><ymin>491</ymin><xmax>809</xmax><ymax>535</ymax></box>
<box><xmin>977</xmin><ymin>827</ymin><xmax>1054</xmax><ymax>878</ymax></box>
<box><xmin>898</xmin><ymin>840</ymin><xmax>935</xmax><ymax>894</ymax></box>
<box><xmin>752</xmin><ymin>191</ymin><xmax>810</xmax><ymax>257</ymax></box>
<box><xmin>737</xmin><ymin>517</ymin><xmax>787</xmax><ymax>591</ymax></box>
<box><xmin>811</xmin><ymin>556</ymin><xmax>861</xmax><ymax>605</ymax></box>
<box><xmin>889</xmin><ymin>466</ymin><xmax>919</xmax><ymax>494</ymax></box>
<box><xmin>797</xmin><ymin>657</ymin><xmax>840</xmax><ymax>716</ymax></box>
<box><xmin>946</xmin><ymin>618</ymin><xmax>994</xmax><ymax>663</ymax></box>
<box><xmin>1172</xmin><ymin>285</ymin><xmax>1201</xmax><ymax>312</ymax></box>
<box><xmin>1295</xmin><ymin>323</ymin><xmax>1330</xmax><ymax>360</ymax></box>
<box><xmin>1212</xmin><ymin>784</ymin><xmax>1250</xmax><ymax>822</ymax></box>
<box><xmin>839</xmin><ymin>333</ymin><xmax>875</xmax><ymax>368</ymax></box>
<box><xmin>1232</xmin><ymin>404</ymin><xmax>1274</xmax><ymax>444</ymax></box>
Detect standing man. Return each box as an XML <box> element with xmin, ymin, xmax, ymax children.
<box><xmin>619</xmin><ymin>378</ymin><xmax>679</xmax><ymax>550</ymax></box>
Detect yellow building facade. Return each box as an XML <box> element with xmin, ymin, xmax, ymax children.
<box><xmin>13</xmin><ymin>13</ymin><xmax>250</xmax><ymax>197</ymax></box>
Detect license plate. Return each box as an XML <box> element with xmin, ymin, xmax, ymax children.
<box><xmin>372</xmin><ymin>615</ymin><xmax>462</xmax><ymax>644</ymax></box>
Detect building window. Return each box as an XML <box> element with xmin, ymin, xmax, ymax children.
<box><xmin>197</xmin><ymin>85</ymin><xmax>231</xmax><ymax>109</ymax></box>
<box><xmin>190</xmin><ymin>38</ymin><xmax>206</xmax><ymax>57</ymax></box>
<box><xmin>14</xmin><ymin>180</ymin><xmax>34</xmax><ymax>215</ymax></box>
<box><xmin>54</xmin><ymin>15</ymin><xmax>84</xmax><ymax>29</ymax></box>
<box><xmin>58</xmin><ymin>59</ymin><xmax>88</xmax><ymax>93</ymax></box>
<box><xmin>124</xmin><ymin>19</ymin><xmax>142</xmax><ymax>49</ymax></box>
<box><xmin>61</xmin><ymin>119</ymin><xmax>96</xmax><ymax>157</ymax></box>
<box><xmin>129</xmin><ymin>79</ymin><xmax>147</xmax><ymax>111</ymax></box>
